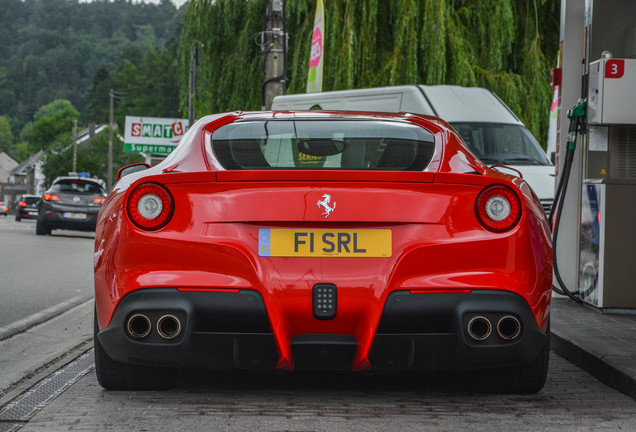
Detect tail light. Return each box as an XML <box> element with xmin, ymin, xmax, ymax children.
<box><xmin>92</xmin><ymin>197</ymin><xmax>106</xmax><ymax>204</ymax></box>
<box><xmin>18</xmin><ymin>201</ymin><xmax>27</xmax><ymax>208</ymax></box>
<box><xmin>127</xmin><ymin>183</ymin><xmax>173</xmax><ymax>230</ymax></box>
<box><xmin>475</xmin><ymin>185</ymin><xmax>522</xmax><ymax>232</ymax></box>
<box><xmin>44</xmin><ymin>194</ymin><xmax>61</xmax><ymax>201</ymax></box>
<box><xmin>2</xmin><ymin>206</ymin><xmax>7</xmax><ymax>212</ymax></box>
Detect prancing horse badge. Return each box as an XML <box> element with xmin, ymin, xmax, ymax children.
<box><xmin>317</xmin><ymin>194</ymin><xmax>336</xmax><ymax>218</ymax></box>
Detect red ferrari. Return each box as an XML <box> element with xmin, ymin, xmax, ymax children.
<box><xmin>94</xmin><ymin>111</ymin><xmax>552</xmax><ymax>392</ymax></box>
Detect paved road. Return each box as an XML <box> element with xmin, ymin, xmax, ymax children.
<box><xmin>6</xmin><ymin>351</ymin><xmax>636</xmax><ymax>431</ymax></box>
<box><xmin>0</xmin><ymin>217</ymin><xmax>94</xmax><ymax>330</ymax></box>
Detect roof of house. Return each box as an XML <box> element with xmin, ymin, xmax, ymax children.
<box><xmin>0</xmin><ymin>151</ymin><xmax>19</xmax><ymax>183</ymax></box>
<box><xmin>9</xmin><ymin>150</ymin><xmax>44</xmax><ymax>176</ymax></box>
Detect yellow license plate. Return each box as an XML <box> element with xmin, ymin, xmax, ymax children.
<box><xmin>258</xmin><ymin>228</ymin><xmax>392</xmax><ymax>257</ymax></box>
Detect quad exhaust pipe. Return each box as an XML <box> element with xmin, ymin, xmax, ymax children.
<box><xmin>157</xmin><ymin>314</ymin><xmax>181</xmax><ymax>339</ymax></box>
<box><xmin>126</xmin><ymin>313</ymin><xmax>182</xmax><ymax>340</ymax></box>
<box><xmin>467</xmin><ymin>315</ymin><xmax>522</xmax><ymax>341</ymax></box>
<box><xmin>127</xmin><ymin>314</ymin><xmax>151</xmax><ymax>339</ymax></box>
<box><xmin>467</xmin><ymin>316</ymin><xmax>492</xmax><ymax>341</ymax></box>
<box><xmin>497</xmin><ymin>315</ymin><xmax>521</xmax><ymax>340</ymax></box>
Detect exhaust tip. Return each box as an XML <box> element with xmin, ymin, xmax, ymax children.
<box><xmin>127</xmin><ymin>314</ymin><xmax>151</xmax><ymax>339</ymax></box>
<box><xmin>497</xmin><ymin>315</ymin><xmax>522</xmax><ymax>340</ymax></box>
<box><xmin>467</xmin><ymin>316</ymin><xmax>492</xmax><ymax>341</ymax></box>
<box><xmin>157</xmin><ymin>314</ymin><xmax>181</xmax><ymax>340</ymax></box>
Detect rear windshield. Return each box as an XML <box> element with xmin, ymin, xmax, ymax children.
<box><xmin>23</xmin><ymin>197</ymin><xmax>39</xmax><ymax>204</ymax></box>
<box><xmin>51</xmin><ymin>180</ymin><xmax>105</xmax><ymax>194</ymax></box>
<box><xmin>211</xmin><ymin>119</ymin><xmax>435</xmax><ymax>171</ymax></box>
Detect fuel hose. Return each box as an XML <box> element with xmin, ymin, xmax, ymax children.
<box><xmin>550</xmin><ymin>100</ymin><xmax>586</xmax><ymax>302</ymax></box>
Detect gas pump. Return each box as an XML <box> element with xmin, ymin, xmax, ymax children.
<box><xmin>554</xmin><ymin>0</ymin><xmax>636</xmax><ymax>310</ymax></box>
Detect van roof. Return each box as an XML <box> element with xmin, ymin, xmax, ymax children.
<box><xmin>272</xmin><ymin>85</ymin><xmax>523</xmax><ymax>126</ymax></box>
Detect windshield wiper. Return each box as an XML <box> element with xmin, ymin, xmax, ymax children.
<box><xmin>479</xmin><ymin>157</ymin><xmax>505</xmax><ymax>164</ymax></box>
<box><xmin>502</xmin><ymin>156</ymin><xmax>542</xmax><ymax>165</ymax></box>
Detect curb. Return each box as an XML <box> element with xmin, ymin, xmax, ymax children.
<box><xmin>551</xmin><ymin>328</ymin><xmax>636</xmax><ymax>401</ymax></box>
<box><xmin>0</xmin><ymin>296</ymin><xmax>91</xmax><ymax>342</ymax></box>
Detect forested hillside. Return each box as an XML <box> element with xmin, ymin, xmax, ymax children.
<box><xmin>0</xmin><ymin>0</ymin><xmax>183</xmax><ymax>134</ymax></box>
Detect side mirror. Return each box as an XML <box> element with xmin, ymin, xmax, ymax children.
<box><xmin>116</xmin><ymin>163</ymin><xmax>150</xmax><ymax>180</ymax></box>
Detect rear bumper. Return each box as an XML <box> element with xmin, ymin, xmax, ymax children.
<box><xmin>97</xmin><ymin>288</ymin><xmax>548</xmax><ymax>372</ymax></box>
<box><xmin>38</xmin><ymin>209</ymin><xmax>99</xmax><ymax>231</ymax></box>
<box><xmin>17</xmin><ymin>209</ymin><xmax>38</xmax><ymax>218</ymax></box>
<box><xmin>98</xmin><ymin>289</ymin><xmax>279</xmax><ymax>370</ymax></box>
<box><xmin>369</xmin><ymin>290</ymin><xmax>547</xmax><ymax>370</ymax></box>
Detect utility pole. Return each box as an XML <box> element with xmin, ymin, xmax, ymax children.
<box><xmin>261</xmin><ymin>0</ymin><xmax>287</xmax><ymax>110</ymax></box>
<box><xmin>72</xmin><ymin>120</ymin><xmax>77</xmax><ymax>173</ymax></box>
<box><xmin>108</xmin><ymin>89</ymin><xmax>114</xmax><ymax>190</ymax></box>
<box><xmin>188</xmin><ymin>47</ymin><xmax>197</xmax><ymax>126</ymax></box>
<box><xmin>26</xmin><ymin>165</ymin><xmax>34</xmax><ymax>195</ymax></box>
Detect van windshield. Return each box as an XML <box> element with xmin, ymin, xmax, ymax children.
<box><xmin>451</xmin><ymin>123</ymin><xmax>550</xmax><ymax>166</ymax></box>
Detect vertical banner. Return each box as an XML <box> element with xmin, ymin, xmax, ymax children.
<box><xmin>546</xmin><ymin>85</ymin><xmax>559</xmax><ymax>163</ymax></box>
<box><xmin>306</xmin><ymin>0</ymin><xmax>325</xmax><ymax>93</ymax></box>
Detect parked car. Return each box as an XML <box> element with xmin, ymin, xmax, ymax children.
<box><xmin>272</xmin><ymin>85</ymin><xmax>555</xmax><ymax>215</ymax></box>
<box><xmin>15</xmin><ymin>194</ymin><xmax>41</xmax><ymax>221</ymax></box>
<box><xmin>0</xmin><ymin>201</ymin><xmax>8</xmax><ymax>216</ymax></box>
<box><xmin>94</xmin><ymin>111</ymin><xmax>552</xmax><ymax>392</ymax></box>
<box><xmin>36</xmin><ymin>176</ymin><xmax>107</xmax><ymax>235</ymax></box>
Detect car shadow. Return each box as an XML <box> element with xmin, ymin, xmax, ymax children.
<box><xmin>49</xmin><ymin>231</ymin><xmax>96</xmax><ymax>239</ymax></box>
<box><xmin>175</xmin><ymin>368</ymin><xmax>479</xmax><ymax>394</ymax></box>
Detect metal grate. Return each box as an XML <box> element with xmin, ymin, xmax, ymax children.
<box><xmin>0</xmin><ymin>351</ymin><xmax>94</xmax><ymax>425</ymax></box>
<box><xmin>613</xmin><ymin>126</ymin><xmax>636</xmax><ymax>178</ymax></box>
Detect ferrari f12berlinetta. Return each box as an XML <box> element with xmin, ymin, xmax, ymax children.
<box><xmin>94</xmin><ymin>111</ymin><xmax>552</xmax><ymax>392</ymax></box>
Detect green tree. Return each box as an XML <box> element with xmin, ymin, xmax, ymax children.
<box><xmin>42</xmin><ymin>135</ymin><xmax>73</xmax><ymax>184</ymax></box>
<box><xmin>29</xmin><ymin>100</ymin><xmax>79</xmax><ymax>152</ymax></box>
<box><xmin>0</xmin><ymin>116</ymin><xmax>13</xmax><ymax>154</ymax></box>
<box><xmin>111</xmin><ymin>46</ymin><xmax>181</xmax><ymax>127</ymax></box>
<box><xmin>85</xmin><ymin>44</ymin><xmax>180</xmax><ymax>128</ymax></box>
<box><xmin>86</xmin><ymin>66</ymin><xmax>112</xmax><ymax>124</ymax></box>
<box><xmin>179</xmin><ymin>0</ymin><xmax>559</xmax><ymax>146</ymax></box>
<box><xmin>76</xmin><ymin>129</ymin><xmax>144</xmax><ymax>183</ymax></box>
<box><xmin>13</xmin><ymin>141</ymin><xmax>31</xmax><ymax>162</ymax></box>
<box><xmin>0</xmin><ymin>67</ymin><xmax>16</xmax><ymax>117</ymax></box>
<box><xmin>41</xmin><ymin>126</ymin><xmax>143</xmax><ymax>185</ymax></box>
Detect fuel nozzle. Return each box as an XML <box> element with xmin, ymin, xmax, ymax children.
<box><xmin>567</xmin><ymin>99</ymin><xmax>587</xmax><ymax>119</ymax></box>
<box><xmin>566</xmin><ymin>99</ymin><xmax>587</xmax><ymax>151</ymax></box>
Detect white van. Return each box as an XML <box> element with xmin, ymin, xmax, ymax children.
<box><xmin>272</xmin><ymin>85</ymin><xmax>555</xmax><ymax>215</ymax></box>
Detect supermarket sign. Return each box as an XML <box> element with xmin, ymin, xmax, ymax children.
<box><xmin>124</xmin><ymin>116</ymin><xmax>189</xmax><ymax>155</ymax></box>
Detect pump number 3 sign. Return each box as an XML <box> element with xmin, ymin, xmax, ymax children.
<box><xmin>605</xmin><ymin>59</ymin><xmax>625</xmax><ymax>79</ymax></box>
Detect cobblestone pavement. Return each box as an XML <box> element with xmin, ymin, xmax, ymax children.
<box><xmin>10</xmin><ymin>352</ymin><xmax>636</xmax><ymax>432</ymax></box>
